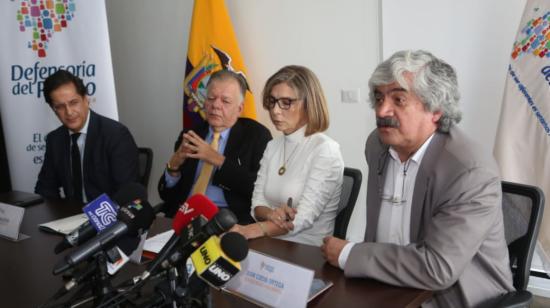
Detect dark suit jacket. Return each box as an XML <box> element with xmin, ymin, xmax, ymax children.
<box><xmin>345</xmin><ymin>127</ymin><xmax>514</xmax><ymax>307</ymax></box>
<box><xmin>158</xmin><ymin>118</ymin><xmax>272</xmax><ymax>224</ymax></box>
<box><xmin>35</xmin><ymin>110</ymin><xmax>139</xmax><ymax>202</ymax></box>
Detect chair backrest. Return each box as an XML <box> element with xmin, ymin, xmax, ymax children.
<box><xmin>138</xmin><ymin>147</ymin><xmax>153</xmax><ymax>188</ymax></box>
<box><xmin>333</xmin><ymin>167</ymin><xmax>362</xmax><ymax>239</ymax></box>
<box><xmin>501</xmin><ymin>181</ymin><xmax>545</xmax><ymax>291</ymax></box>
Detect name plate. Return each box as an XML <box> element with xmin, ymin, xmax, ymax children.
<box><xmin>223</xmin><ymin>249</ymin><xmax>314</xmax><ymax>308</ymax></box>
<box><xmin>0</xmin><ymin>202</ymin><xmax>29</xmax><ymax>241</ymax></box>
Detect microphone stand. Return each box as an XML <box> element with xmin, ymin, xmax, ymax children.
<box><xmin>180</xmin><ymin>274</ymin><xmax>210</xmax><ymax>308</ymax></box>
<box><xmin>43</xmin><ymin>251</ymin><xmax>123</xmax><ymax>308</ymax></box>
<box><xmin>92</xmin><ymin>252</ymin><xmax>115</xmax><ymax>306</ymax></box>
<box><xmin>140</xmin><ymin>261</ymin><xmax>189</xmax><ymax>308</ymax></box>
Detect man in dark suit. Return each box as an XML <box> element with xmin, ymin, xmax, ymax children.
<box><xmin>35</xmin><ymin>70</ymin><xmax>139</xmax><ymax>203</ymax></box>
<box><xmin>159</xmin><ymin>70</ymin><xmax>272</xmax><ymax>224</ymax></box>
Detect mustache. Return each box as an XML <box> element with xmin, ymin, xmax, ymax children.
<box><xmin>376</xmin><ymin>117</ymin><xmax>400</xmax><ymax>128</ymax></box>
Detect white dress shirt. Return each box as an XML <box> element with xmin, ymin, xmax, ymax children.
<box><xmin>69</xmin><ymin>111</ymin><xmax>90</xmax><ymax>202</ymax></box>
<box><xmin>164</xmin><ymin>127</ymin><xmax>231</xmax><ymax>207</ymax></box>
<box><xmin>252</xmin><ymin>125</ymin><xmax>344</xmax><ymax>246</ymax></box>
<box><xmin>338</xmin><ymin>134</ymin><xmax>434</xmax><ymax>268</ymax></box>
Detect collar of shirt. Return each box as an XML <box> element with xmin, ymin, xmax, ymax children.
<box><xmin>207</xmin><ymin>126</ymin><xmax>231</xmax><ymax>151</ymax></box>
<box><xmin>388</xmin><ymin>133</ymin><xmax>435</xmax><ymax>165</ymax></box>
<box><xmin>283</xmin><ymin>125</ymin><xmax>307</xmax><ymax>144</ymax></box>
<box><xmin>376</xmin><ymin>133</ymin><xmax>435</xmax><ymax>245</ymax></box>
<box><xmin>69</xmin><ymin>110</ymin><xmax>91</xmax><ymax>137</ymax></box>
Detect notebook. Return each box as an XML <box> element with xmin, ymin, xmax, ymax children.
<box><xmin>0</xmin><ymin>190</ymin><xmax>43</xmax><ymax>208</ymax></box>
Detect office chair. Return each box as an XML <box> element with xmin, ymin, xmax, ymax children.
<box><xmin>485</xmin><ymin>181</ymin><xmax>545</xmax><ymax>308</ymax></box>
<box><xmin>138</xmin><ymin>147</ymin><xmax>153</xmax><ymax>188</ymax></box>
<box><xmin>333</xmin><ymin>167</ymin><xmax>362</xmax><ymax>239</ymax></box>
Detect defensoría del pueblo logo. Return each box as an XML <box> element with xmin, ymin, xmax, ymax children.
<box><xmin>511</xmin><ymin>9</ymin><xmax>550</xmax><ymax>59</ymax></box>
<box><xmin>16</xmin><ymin>0</ymin><xmax>76</xmax><ymax>58</ymax></box>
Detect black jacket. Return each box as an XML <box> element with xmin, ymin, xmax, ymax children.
<box><xmin>35</xmin><ymin>110</ymin><xmax>139</xmax><ymax>202</ymax></box>
<box><xmin>158</xmin><ymin>118</ymin><xmax>272</xmax><ymax>224</ymax></box>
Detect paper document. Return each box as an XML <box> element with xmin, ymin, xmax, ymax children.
<box><xmin>143</xmin><ymin>229</ymin><xmax>174</xmax><ymax>253</ymax></box>
<box><xmin>38</xmin><ymin>213</ymin><xmax>88</xmax><ymax>235</ymax></box>
<box><xmin>308</xmin><ymin>278</ymin><xmax>333</xmax><ymax>302</ymax></box>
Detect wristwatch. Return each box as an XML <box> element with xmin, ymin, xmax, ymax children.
<box><xmin>166</xmin><ymin>162</ymin><xmax>180</xmax><ymax>173</ymax></box>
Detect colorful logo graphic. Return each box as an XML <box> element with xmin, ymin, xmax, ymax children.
<box><xmin>512</xmin><ymin>9</ymin><xmax>550</xmax><ymax>59</ymax></box>
<box><xmin>128</xmin><ymin>200</ymin><xmax>144</xmax><ymax>211</ymax></box>
<box><xmin>16</xmin><ymin>0</ymin><xmax>76</xmax><ymax>58</ymax></box>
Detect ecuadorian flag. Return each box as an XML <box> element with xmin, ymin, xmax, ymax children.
<box><xmin>183</xmin><ymin>0</ymin><xmax>256</xmax><ymax>128</ymax></box>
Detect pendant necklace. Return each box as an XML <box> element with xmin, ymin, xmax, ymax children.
<box><xmin>278</xmin><ymin>139</ymin><xmax>300</xmax><ymax>176</ymax></box>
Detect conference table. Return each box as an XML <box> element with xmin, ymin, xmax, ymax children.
<box><xmin>0</xmin><ymin>199</ymin><xmax>432</xmax><ymax>308</ymax></box>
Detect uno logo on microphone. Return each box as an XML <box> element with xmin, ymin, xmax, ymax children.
<box><xmin>207</xmin><ymin>263</ymin><xmax>232</xmax><ymax>282</ymax></box>
<box><xmin>200</xmin><ymin>246</ymin><xmax>212</xmax><ymax>264</ymax></box>
<box><xmin>83</xmin><ymin>194</ymin><xmax>119</xmax><ymax>232</ymax></box>
<box><xmin>191</xmin><ymin>236</ymin><xmax>241</xmax><ymax>287</ymax></box>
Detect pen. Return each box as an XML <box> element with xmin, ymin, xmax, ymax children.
<box><xmin>285</xmin><ymin>197</ymin><xmax>293</xmax><ymax>221</ymax></box>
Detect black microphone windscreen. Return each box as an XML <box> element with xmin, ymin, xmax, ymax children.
<box><xmin>214</xmin><ymin>209</ymin><xmax>238</xmax><ymax>232</ymax></box>
<box><xmin>112</xmin><ymin>182</ymin><xmax>148</xmax><ymax>205</ymax></box>
<box><xmin>117</xmin><ymin>200</ymin><xmax>155</xmax><ymax>235</ymax></box>
<box><xmin>220</xmin><ymin>232</ymin><xmax>248</xmax><ymax>261</ymax></box>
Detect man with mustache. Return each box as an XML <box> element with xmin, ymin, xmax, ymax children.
<box><xmin>321</xmin><ymin>50</ymin><xmax>514</xmax><ymax>307</ymax></box>
<box><xmin>158</xmin><ymin>70</ymin><xmax>271</xmax><ymax>224</ymax></box>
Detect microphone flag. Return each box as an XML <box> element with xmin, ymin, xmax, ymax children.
<box><xmin>191</xmin><ymin>235</ymin><xmax>240</xmax><ymax>288</ymax></box>
<box><xmin>83</xmin><ymin>193</ymin><xmax>119</xmax><ymax>232</ymax></box>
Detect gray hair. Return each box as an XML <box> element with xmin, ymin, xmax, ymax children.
<box><xmin>368</xmin><ymin>50</ymin><xmax>462</xmax><ymax>132</ymax></box>
<box><xmin>207</xmin><ymin>69</ymin><xmax>248</xmax><ymax>103</ymax></box>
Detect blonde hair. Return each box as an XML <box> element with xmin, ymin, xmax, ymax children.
<box><xmin>262</xmin><ymin>65</ymin><xmax>329</xmax><ymax>136</ymax></box>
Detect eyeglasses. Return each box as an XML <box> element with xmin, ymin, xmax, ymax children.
<box><xmin>379</xmin><ymin>180</ymin><xmax>408</xmax><ymax>204</ymax></box>
<box><xmin>264</xmin><ymin>96</ymin><xmax>299</xmax><ymax>110</ymax></box>
<box><xmin>377</xmin><ymin>150</ymin><xmax>411</xmax><ymax>205</ymax></box>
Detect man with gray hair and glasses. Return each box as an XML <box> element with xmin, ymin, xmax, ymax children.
<box><xmin>321</xmin><ymin>50</ymin><xmax>514</xmax><ymax>307</ymax></box>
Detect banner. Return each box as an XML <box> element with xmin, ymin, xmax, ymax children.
<box><xmin>0</xmin><ymin>0</ymin><xmax>118</xmax><ymax>193</ymax></box>
<box><xmin>494</xmin><ymin>0</ymin><xmax>550</xmax><ymax>272</ymax></box>
<box><xmin>183</xmin><ymin>0</ymin><xmax>256</xmax><ymax>129</ymax></box>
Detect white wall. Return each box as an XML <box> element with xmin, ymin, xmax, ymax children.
<box><xmin>105</xmin><ymin>0</ymin><xmax>193</xmax><ymax>204</ymax></box>
<box><xmin>106</xmin><ymin>0</ymin><xmax>528</xmax><ymax>242</ymax></box>
<box><xmin>382</xmin><ymin>0</ymin><xmax>526</xmax><ymax>153</ymax></box>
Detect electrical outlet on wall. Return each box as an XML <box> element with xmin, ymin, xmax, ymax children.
<box><xmin>340</xmin><ymin>88</ymin><xmax>360</xmax><ymax>103</ymax></box>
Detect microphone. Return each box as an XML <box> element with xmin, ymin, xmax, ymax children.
<box><xmin>54</xmin><ymin>220</ymin><xmax>96</xmax><ymax>254</ymax></box>
<box><xmin>140</xmin><ymin>208</ymin><xmax>237</xmax><ymax>283</ymax></box>
<box><xmin>191</xmin><ymin>232</ymin><xmax>249</xmax><ymax>288</ymax></box>
<box><xmin>53</xmin><ymin>198</ymin><xmax>155</xmax><ymax>275</ymax></box>
<box><xmin>54</xmin><ymin>183</ymin><xmax>148</xmax><ymax>254</ymax></box>
<box><xmin>141</xmin><ymin>194</ymin><xmax>219</xmax><ymax>280</ymax></box>
<box><xmin>175</xmin><ymin>208</ymin><xmax>238</xmax><ymax>266</ymax></box>
<box><xmin>172</xmin><ymin>194</ymin><xmax>220</xmax><ymax>236</ymax></box>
